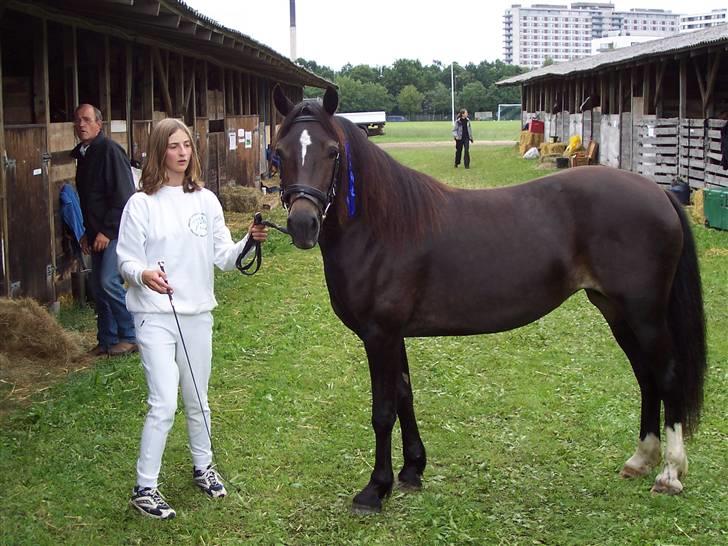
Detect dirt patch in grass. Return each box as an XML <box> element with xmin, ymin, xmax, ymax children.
<box><xmin>0</xmin><ymin>298</ymin><xmax>94</xmax><ymax>416</ymax></box>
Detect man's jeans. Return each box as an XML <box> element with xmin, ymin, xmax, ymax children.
<box><xmin>91</xmin><ymin>239</ymin><xmax>135</xmax><ymax>348</ymax></box>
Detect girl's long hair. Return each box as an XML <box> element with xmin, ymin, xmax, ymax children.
<box><xmin>139</xmin><ymin>118</ymin><xmax>203</xmax><ymax>194</ymax></box>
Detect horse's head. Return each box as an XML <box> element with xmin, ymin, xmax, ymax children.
<box><xmin>273</xmin><ymin>85</ymin><xmax>342</xmax><ymax>249</ymax></box>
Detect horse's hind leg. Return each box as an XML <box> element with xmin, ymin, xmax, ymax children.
<box><xmin>396</xmin><ymin>340</ymin><xmax>426</xmax><ymax>490</ymax></box>
<box><xmin>586</xmin><ymin>291</ymin><xmax>662</xmax><ymax>478</ymax></box>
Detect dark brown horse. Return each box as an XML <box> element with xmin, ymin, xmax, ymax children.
<box><xmin>272</xmin><ymin>86</ymin><xmax>706</xmax><ymax>514</ymax></box>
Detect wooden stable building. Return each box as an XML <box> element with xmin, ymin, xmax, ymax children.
<box><xmin>498</xmin><ymin>24</ymin><xmax>728</xmax><ymax>190</ymax></box>
<box><xmin>0</xmin><ymin>0</ymin><xmax>330</xmax><ymax>304</ymax></box>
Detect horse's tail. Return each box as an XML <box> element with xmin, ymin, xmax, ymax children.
<box><xmin>665</xmin><ymin>191</ymin><xmax>707</xmax><ymax>437</ymax></box>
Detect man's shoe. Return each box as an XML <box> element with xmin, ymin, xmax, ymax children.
<box><xmin>193</xmin><ymin>465</ymin><xmax>227</xmax><ymax>498</ymax></box>
<box><xmin>88</xmin><ymin>344</ymin><xmax>108</xmax><ymax>357</ymax></box>
<box><xmin>129</xmin><ymin>486</ymin><xmax>176</xmax><ymax>520</ymax></box>
<box><xmin>109</xmin><ymin>342</ymin><xmax>138</xmax><ymax>356</ymax></box>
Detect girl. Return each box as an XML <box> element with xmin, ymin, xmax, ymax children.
<box><xmin>117</xmin><ymin>118</ymin><xmax>267</xmax><ymax>519</ymax></box>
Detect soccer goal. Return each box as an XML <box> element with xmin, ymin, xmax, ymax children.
<box><xmin>497</xmin><ymin>103</ymin><xmax>522</xmax><ymax>121</ymax></box>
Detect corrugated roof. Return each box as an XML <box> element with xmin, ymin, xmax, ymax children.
<box><xmin>15</xmin><ymin>0</ymin><xmax>332</xmax><ymax>89</ymax></box>
<box><xmin>173</xmin><ymin>0</ymin><xmax>330</xmax><ymax>87</ymax></box>
<box><xmin>497</xmin><ymin>23</ymin><xmax>728</xmax><ymax>86</ymax></box>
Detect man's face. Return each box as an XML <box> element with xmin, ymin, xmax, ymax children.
<box><xmin>74</xmin><ymin>105</ymin><xmax>102</xmax><ymax>145</ymax></box>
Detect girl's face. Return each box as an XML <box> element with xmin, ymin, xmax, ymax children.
<box><xmin>165</xmin><ymin>129</ymin><xmax>192</xmax><ymax>175</ymax></box>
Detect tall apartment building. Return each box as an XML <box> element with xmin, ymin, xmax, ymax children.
<box><xmin>503</xmin><ymin>3</ymin><xmax>680</xmax><ymax>68</ymax></box>
<box><xmin>680</xmin><ymin>9</ymin><xmax>727</xmax><ymax>32</ymax></box>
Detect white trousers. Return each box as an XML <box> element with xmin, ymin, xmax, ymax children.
<box><xmin>133</xmin><ymin>311</ymin><xmax>214</xmax><ymax>488</ymax></box>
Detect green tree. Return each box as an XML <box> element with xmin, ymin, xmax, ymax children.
<box><xmin>459</xmin><ymin>81</ymin><xmax>488</xmax><ymax>113</ymax></box>
<box><xmin>335</xmin><ymin>76</ymin><xmax>394</xmax><ymax>112</ymax></box>
<box><xmin>397</xmin><ymin>84</ymin><xmax>424</xmax><ymax>117</ymax></box>
<box><xmin>423</xmin><ymin>82</ymin><xmax>451</xmax><ymax>115</ymax></box>
<box><xmin>383</xmin><ymin>59</ymin><xmax>426</xmax><ymax>98</ymax></box>
<box><xmin>340</xmin><ymin>64</ymin><xmax>381</xmax><ymax>85</ymax></box>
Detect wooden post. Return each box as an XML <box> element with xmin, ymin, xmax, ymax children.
<box><xmin>220</xmin><ymin>66</ymin><xmax>226</xmax><ymax>117</ymax></box>
<box><xmin>41</xmin><ymin>19</ymin><xmax>56</xmax><ymax>303</ymax></box>
<box><xmin>642</xmin><ymin>64</ymin><xmax>651</xmax><ymax>116</ymax></box>
<box><xmin>0</xmin><ymin>38</ymin><xmax>9</xmax><ymax>296</ymax></box>
<box><xmin>175</xmin><ymin>53</ymin><xmax>184</xmax><ymax>119</ymax></box>
<box><xmin>679</xmin><ymin>57</ymin><xmax>687</xmax><ymax>120</ymax></box>
<box><xmin>654</xmin><ymin>61</ymin><xmax>666</xmax><ymax>118</ymax></box>
<box><xmin>72</xmin><ymin>26</ymin><xmax>79</xmax><ymax>108</ymax></box>
<box><xmin>201</xmin><ymin>60</ymin><xmax>208</xmax><ymax>118</ymax></box>
<box><xmin>101</xmin><ymin>35</ymin><xmax>111</xmax><ymax>121</ymax></box>
<box><xmin>125</xmin><ymin>43</ymin><xmax>133</xmax><ymax>155</ymax></box>
<box><xmin>237</xmin><ymin>72</ymin><xmax>243</xmax><ymax>115</ymax></box>
<box><xmin>151</xmin><ymin>47</ymin><xmax>173</xmax><ymax>117</ymax></box>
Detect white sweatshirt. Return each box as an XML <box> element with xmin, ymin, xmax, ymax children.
<box><xmin>117</xmin><ymin>185</ymin><xmax>252</xmax><ymax>314</ymax></box>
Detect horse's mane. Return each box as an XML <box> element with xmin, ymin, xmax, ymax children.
<box><xmin>277</xmin><ymin>101</ymin><xmax>454</xmax><ymax>244</ymax></box>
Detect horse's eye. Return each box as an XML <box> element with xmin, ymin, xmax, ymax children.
<box><xmin>328</xmin><ymin>148</ymin><xmax>339</xmax><ymax>159</ymax></box>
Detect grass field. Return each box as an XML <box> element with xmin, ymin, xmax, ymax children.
<box><xmin>370</xmin><ymin>120</ymin><xmax>522</xmax><ymax>143</ymax></box>
<box><xmin>2</xmin><ymin>144</ymin><xmax>727</xmax><ymax>545</ymax></box>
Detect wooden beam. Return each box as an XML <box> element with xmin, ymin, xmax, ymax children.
<box><xmin>654</xmin><ymin>61</ymin><xmax>666</xmax><ymax>117</ymax></box>
<box><xmin>201</xmin><ymin>60</ymin><xmax>208</xmax><ymax>118</ymax></box>
<box><xmin>102</xmin><ymin>35</ymin><xmax>112</xmax><ymax>121</ymax></box>
<box><xmin>42</xmin><ymin>19</ymin><xmax>57</xmax><ymax>303</ymax></box>
<box><xmin>72</xmin><ymin>26</ymin><xmax>79</xmax><ymax>107</ymax></box>
<box><xmin>175</xmin><ymin>53</ymin><xmax>184</xmax><ymax>118</ymax></box>
<box><xmin>704</xmin><ymin>51</ymin><xmax>722</xmax><ymax>117</ymax></box>
<box><xmin>693</xmin><ymin>58</ymin><xmax>706</xmax><ymax>109</ymax></box>
<box><xmin>679</xmin><ymin>58</ymin><xmax>687</xmax><ymax>119</ymax></box>
<box><xmin>196</xmin><ymin>28</ymin><xmax>212</xmax><ymax>41</ymax></box>
<box><xmin>642</xmin><ymin>64</ymin><xmax>651</xmax><ymax>115</ymax></box>
<box><xmin>125</xmin><ymin>43</ymin><xmax>132</xmax><ymax>157</ymax></box>
<box><xmin>0</xmin><ymin>31</ymin><xmax>9</xmax><ymax>296</ymax></box>
<box><xmin>151</xmin><ymin>46</ymin><xmax>174</xmax><ymax>116</ymax></box>
<box><xmin>183</xmin><ymin>59</ymin><xmax>195</xmax><ymax>114</ymax></box>
<box><xmin>179</xmin><ymin>21</ymin><xmax>197</xmax><ymax>34</ymax></box>
<box><xmin>150</xmin><ymin>14</ymin><xmax>180</xmax><ymax>28</ymax></box>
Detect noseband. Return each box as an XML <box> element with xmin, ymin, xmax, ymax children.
<box><xmin>280</xmin><ymin>114</ymin><xmax>341</xmax><ymax>219</ymax></box>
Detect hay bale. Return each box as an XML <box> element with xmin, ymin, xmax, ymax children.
<box><xmin>0</xmin><ymin>298</ymin><xmax>84</xmax><ymax>365</ymax></box>
<box><xmin>219</xmin><ymin>186</ymin><xmax>262</xmax><ymax>213</ymax></box>
<box><xmin>0</xmin><ymin>298</ymin><xmax>90</xmax><ymax>409</ymax></box>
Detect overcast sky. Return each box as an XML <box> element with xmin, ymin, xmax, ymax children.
<box><xmin>184</xmin><ymin>1</ymin><xmax>728</xmax><ymax>70</ymax></box>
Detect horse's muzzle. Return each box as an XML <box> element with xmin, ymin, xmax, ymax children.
<box><xmin>287</xmin><ymin>200</ymin><xmax>321</xmax><ymax>249</ymax></box>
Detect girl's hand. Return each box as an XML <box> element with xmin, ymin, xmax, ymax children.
<box><xmin>249</xmin><ymin>222</ymin><xmax>269</xmax><ymax>242</ymax></box>
<box><xmin>142</xmin><ymin>268</ymin><xmax>173</xmax><ymax>294</ymax></box>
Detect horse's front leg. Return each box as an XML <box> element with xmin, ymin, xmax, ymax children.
<box><xmin>352</xmin><ymin>334</ymin><xmax>401</xmax><ymax>514</ymax></box>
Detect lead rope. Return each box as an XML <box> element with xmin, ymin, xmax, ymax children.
<box><xmin>235</xmin><ymin>212</ymin><xmax>289</xmax><ymax>276</ymax></box>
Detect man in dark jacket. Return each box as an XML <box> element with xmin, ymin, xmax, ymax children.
<box><xmin>71</xmin><ymin>104</ymin><xmax>136</xmax><ymax>357</ymax></box>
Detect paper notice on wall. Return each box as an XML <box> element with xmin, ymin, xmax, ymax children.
<box><xmin>245</xmin><ymin>131</ymin><xmax>252</xmax><ymax>149</ymax></box>
<box><xmin>238</xmin><ymin>128</ymin><xmax>245</xmax><ymax>143</ymax></box>
<box><xmin>228</xmin><ymin>131</ymin><xmax>237</xmax><ymax>151</ymax></box>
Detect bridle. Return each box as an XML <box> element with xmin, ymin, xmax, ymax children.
<box><xmin>279</xmin><ymin>114</ymin><xmax>341</xmax><ymax>220</ymax></box>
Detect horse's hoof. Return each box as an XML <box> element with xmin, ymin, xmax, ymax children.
<box><xmin>651</xmin><ymin>477</ymin><xmax>684</xmax><ymax>495</ymax></box>
<box><xmin>620</xmin><ymin>464</ymin><xmax>650</xmax><ymax>479</ymax></box>
<box><xmin>397</xmin><ymin>478</ymin><xmax>422</xmax><ymax>492</ymax></box>
<box><xmin>351</xmin><ymin>502</ymin><xmax>381</xmax><ymax>515</ymax></box>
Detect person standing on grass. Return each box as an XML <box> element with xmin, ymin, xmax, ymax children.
<box><xmin>71</xmin><ymin>104</ymin><xmax>137</xmax><ymax>357</ymax></box>
<box><xmin>117</xmin><ymin>118</ymin><xmax>268</xmax><ymax>520</ymax></box>
<box><xmin>453</xmin><ymin>108</ymin><xmax>474</xmax><ymax>169</ymax></box>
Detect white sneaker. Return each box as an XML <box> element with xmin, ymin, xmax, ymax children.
<box><xmin>193</xmin><ymin>465</ymin><xmax>227</xmax><ymax>498</ymax></box>
<box><xmin>129</xmin><ymin>486</ymin><xmax>176</xmax><ymax>520</ymax></box>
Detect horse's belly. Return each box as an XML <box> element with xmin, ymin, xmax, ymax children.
<box><xmin>404</xmin><ymin>268</ymin><xmax>576</xmax><ymax>337</ymax></box>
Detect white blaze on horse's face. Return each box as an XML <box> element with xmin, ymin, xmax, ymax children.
<box><xmin>299</xmin><ymin>129</ymin><xmax>312</xmax><ymax>167</ymax></box>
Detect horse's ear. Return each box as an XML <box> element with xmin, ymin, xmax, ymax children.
<box><xmin>273</xmin><ymin>84</ymin><xmax>294</xmax><ymax>116</ymax></box>
<box><xmin>323</xmin><ymin>86</ymin><xmax>338</xmax><ymax>116</ymax></box>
